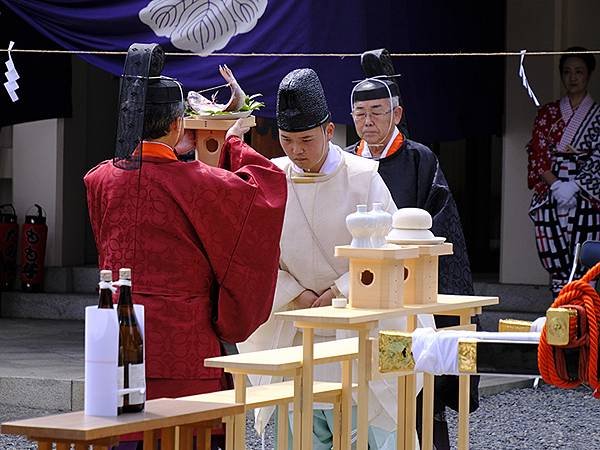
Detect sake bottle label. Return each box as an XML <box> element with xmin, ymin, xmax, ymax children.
<box><xmin>128</xmin><ymin>363</ymin><xmax>146</xmax><ymax>404</ymax></box>
<box><xmin>117</xmin><ymin>366</ymin><xmax>124</xmax><ymax>407</ymax></box>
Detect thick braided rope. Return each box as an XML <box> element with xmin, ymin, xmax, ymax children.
<box><xmin>538</xmin><ymin>263</ymin><xmax>600</xmax><ymax>396</ymax></box>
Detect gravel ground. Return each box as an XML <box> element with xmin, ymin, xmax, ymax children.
<box><xmin>2</xmin><ymin>384</ymin><xmax>600</xmax><ymax>449</ymax></box>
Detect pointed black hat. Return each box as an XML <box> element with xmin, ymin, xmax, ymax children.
<box><xmin>277</xmin><ymin>68</ymin><xmax>330</xmax><ymax>132</ymax></box>
<box><xmin>113</xmin><ymin>43</ymin><xmax>182</xmax><ymax>170</ymax></box>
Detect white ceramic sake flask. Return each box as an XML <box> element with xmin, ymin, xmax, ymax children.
<box><xmin>346</xmin><ymin>204</ymin><xmax>376</xmax><ymax>248</ymax></box>
<box><xmin>370</xmin><ymin>202</ymin><xmax>393</xmax><ymax>247</ymax></box>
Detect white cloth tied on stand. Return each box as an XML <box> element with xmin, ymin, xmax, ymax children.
<box><xmin>4</xmin><ymin>41</ymin><xmax>20</xmax><ymax>102</ymax></box>
<box><xmin>411</xmin><ymin>328</ymin><xmax>541</xmax><ymax>375</ymax></box>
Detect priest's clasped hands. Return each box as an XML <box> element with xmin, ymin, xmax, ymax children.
<box><xmin>293</xmin><ymin>288</ymin><xmax>336</xmax><ymax>309</ymax></box>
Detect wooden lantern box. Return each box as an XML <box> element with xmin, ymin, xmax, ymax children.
<box><xmin>184</xmin><ymin>116</ymin><xmax>256</xmax><ymax>167</ymax></box>
<box><xmin>334</xmin><ymin>242</ymin><xmax>453</xmax><ymax>308</ymax></box>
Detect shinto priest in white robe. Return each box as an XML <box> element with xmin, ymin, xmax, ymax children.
<box><xmin>238</xmin><ymin>142</ymin><xmax>435</xmax><ymax>437</ymax></box>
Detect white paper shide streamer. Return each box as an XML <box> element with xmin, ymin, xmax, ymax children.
<box><xmin>4</xmin><ymin>41</ymin><xmax>20</xmax><ymax>102</ymax></box>
<box><xmin>519</xmin><ymin>49</ymin><xmax>540</xmax><ymax>107</ymax></box>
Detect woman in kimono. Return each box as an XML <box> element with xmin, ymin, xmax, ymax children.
<box><xmin>527</xmin><ymin>47</ymin><xmax>600</xmax><ymax>296</ymax></box>
<box><xmin>238</xmin><ymin>68</ymin><xmax>434</xmax><ymax>449</ymax></box>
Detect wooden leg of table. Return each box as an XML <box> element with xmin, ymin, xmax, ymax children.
<box><xmin>396</xmin><ymin>376</ymin><xmax>406</xmax><ymax>450</ymax></box>
<box><xmin>144</xmin><ymin>430</ymin><xmax>156</xmax><ymax>450</ymax></box>
<box><xmin>422</xmin><ymin>373</ymin><xmax>435</xmax><ymax>450</ymax></box>
<box><xmin>223</xmin><ymin>416</ymin><xmax>234</xmax><ymax>450</ymax></box>
<box><xmin>332</xmin><ymin>396</ymin><xmax>342</xmax><ymax>450</ymax></box>
<box><xmin>357</xmin><ymin>328</ymin><xmax>369</xmax><ymax>450</ymax></box>
<box><xmin>341</xmin><ymin>359</ymin><xmax>352</xmax><ymax>450</ymax></box>
<box><xmin>404</xmin><ymin>374</ymin><xmax>417</xmax><ymax>450</ymax></box>
<box><xmin>458</xmin><ymin>374</ymin><xmax>470</xmax><ymax>450</ymax></box>
<box><xmin>302</xmin><ymin>327</ymin><xmax>315</xmax><ymax>450</ymax></box>
<box><xmin>196</xmin><ymin>426</ymin><xmax>212</xmax><ymax>450</ymax></box>
<box><xmin>161</xmin><ymin>426</ymin><xmax>176</xmax><ymax>450</ymax></box>
<box><xmin>458</xmin><ymin>312</ymin><xmax>471</xmax><ymax>450</ymax></box>
<box><xmin>179</xmin><ymin>425</ymin><xmax>193</xmax><ymax>450</ymax></box>
<box><xmin>233</xmin><ymin>372</ymin><xmax>247</xmax><ymax>450</ymax></box>
<box><xmin>292</xmin><ymin>370</ymin><xmax>302</xmax><ymax>450</ymax></box>
<box><xmin>277</xmin><ymin>402</ymin><xmax>289</xmax><ymax>450</ymax></box>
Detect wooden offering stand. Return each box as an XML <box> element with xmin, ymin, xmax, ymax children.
<box><xmin>276</xmin><ymin>243</ymin><xmax>498</xmax><ymax>450</ymax></box>
<box><xmin>184</xmin><ymin>116</ymin><xmax>256</xmax><ymax>167</ymax></box>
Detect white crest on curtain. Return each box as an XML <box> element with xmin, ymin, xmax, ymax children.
<box><xmin>139</xmin><ymin>0</ymin><xmax>268</xmax><ymax>55</ymax></box>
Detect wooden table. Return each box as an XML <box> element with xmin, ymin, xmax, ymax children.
<box><xmin>0</xmin><ymin>398</ymin><xmax>244</xmax><ymax>450</ymax></box>
<box><xmin>275</xmin><ymin>294</ymin><xmax>499</xmax><ymax>450</ymax></box>
<box><xmin>205</xmin><ymin>338</ymin><xmax>359</xmax><ymax>450</ymax></box>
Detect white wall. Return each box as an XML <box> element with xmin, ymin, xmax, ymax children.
<box><xmin>12</xmin><ymin>119</ymin><xmax>64</xmax><ymax>266</ymax></box>
<box><xmin>501</xmin><ymin>0</ymin><xmax>600</xmax><ymax>284</ymax></box>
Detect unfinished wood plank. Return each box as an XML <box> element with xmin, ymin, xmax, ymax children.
<box><xmin>204</xmin><ymin>338</ymin><xmax>358</xmax><ymax>373</ymax></box>
<box><xmin>143</xmin><ymin>430</ymin><xmax>155</xmax><ymax>450</ymax></box>
<box><xmin>292</xmin><ymin>371</ymin><xmax>302</xmax><ymax>450</ymax></box>
<box><xmin>422</xmin><ymin>373</ymin><xmax>435</xmax><ymax>450</ymax></box>
<box><xmin>404</xmin><ymin>375</ymin><xmax>417</xmax><ymax>450</ymax></box>
<box><xmin>341</xmin><ymin>360</ymin><xmax>352</xmax><ymax>450</ymax></box>
<box><xmin>275</xmin><ymin>295</ymin><xmax>498</xmax><ymax>325</ymax></box>
<box><xmin>196</xmin><ymin>426</ymin><xmax>212</xmax><ymax>450</ymax></box>
<box><xmin>332</xmin><ymin>396</ymin><xmax>341</xmax><ymax>450</ymax></box>
<box><xmin>179</xmin><ymin>425</ymin><xmax>193</xmax><ymax>450</ymax></box>
<box><xmin>223</xmin><ymin>416</ymin><xmax>234</xmax><ymax>450</ymax></box>
<box><xmin>396</xmin><ymin>376</ymin><xmax>406</xmax><ymax>450</ymax></box>
<box><xmin>161</xmin><ymin>426</ymin><xmax>176</xmax><ymax>450</ymax></box>
<box><xmin>0</xmin><ymin>398</ymin><xmax>243</xmax><ymax>442</ymax></box>
<box><xmin>357</xmin><ymin>329</ymin><xmax>370</xmax><ymax>450</ymax></box>
<box><xmin>233</xmin><ymin>373</ymin><xmax>246</xmax><ymax>450</ymax></box>
<box><xmin>277</xmin><ymin>403</ymin><xmax>289</xmax><ymax>450</ymax></box>
<box><xmin>301</xmin><ymin>327</ymin><xmax>315</xmax><ymax>450</ymax></box>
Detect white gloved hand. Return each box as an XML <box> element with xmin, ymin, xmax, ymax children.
<box><xmin>550</xmin><ymin>180</ymin><xmax>579</xmax><ymax>207</ymax></box>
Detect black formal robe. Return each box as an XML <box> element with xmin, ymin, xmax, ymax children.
<box><xmin>346</xmin><ymin>138</ymin><xmax>474</xmax><ymax>296</ymax></box>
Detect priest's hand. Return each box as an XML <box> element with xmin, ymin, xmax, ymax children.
<box><xmin>293</xmin><ymin>290</ymin><xmax>318</xmax><ymax>309</ymax></box>
<box><xmin>312</xmin><ymin>289</ymin><xmax>335</xmax><ymax>308</ymax></box>
<box><xmin>226</xmin><ymin>119</ymin><xmax>251</xmax><ymax>139</ymax></box>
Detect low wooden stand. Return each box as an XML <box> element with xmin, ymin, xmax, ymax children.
<box><xmin>184</xmin><ymin>116</ymin><xmax>256</xmax><ymax>167</ymax></box>
<box><xmin>204</xmin><ymin>338</ymin><xmax>359</xmax><ymax>450</ymax></box>
<box><xmin>0</xmin><ymin>398</ymin><xmax>243</xmax><ymax>450</ymax></box>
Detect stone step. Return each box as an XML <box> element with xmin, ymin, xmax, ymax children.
<box><xmin>1</xmin><ymin>292</ymin><xmax>96</xmax><ymax>320</ymax></box>
<box><xmin>0</xmin><ymin>319</ymin><xmax>84</xmax><ymax>411</ymax></box>
<box><xmin>44</xmin><ymin>266</ymin><xmax>98</xmax><ymax>294</ymax></box>
<box><xmin>473</xmin><ymin>281</ymin><xmax>552</xmax><ymax>314</ymax></box>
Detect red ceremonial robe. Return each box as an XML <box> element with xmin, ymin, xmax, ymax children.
<box><xmin>84</xmin><ymin>136</ymin><xmax>286</xmax><ymax>402</ymax></box>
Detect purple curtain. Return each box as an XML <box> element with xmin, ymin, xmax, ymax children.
<box><xmin>0</xmin><ymin>0</ymin><xmax>504</xmax><ymax>142</ymax></box>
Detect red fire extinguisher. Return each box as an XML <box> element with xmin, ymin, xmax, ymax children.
<box><xmin>0</xmin><ymin>204</ymin><xmax>18</xmax><ymax>291</ymax></box>
<box><xmin>20</xmin><ymin>204</ymin><xmax>48</xmax><ymax>292</ymax></box>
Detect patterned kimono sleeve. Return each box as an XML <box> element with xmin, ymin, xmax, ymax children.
<box><xmin>201</xmin><ymin>136</ymin><xmax>287</xmax><ymax>343</ymax></box>
<box><xmin>527</xmin><ymin>106</ymin><xmax>553</xmax><ymax>192</ymax></box>
<box><xmin>576</xmin><ymin>141</ymin><xmax>600</xmax><ymax>205</ymax></box>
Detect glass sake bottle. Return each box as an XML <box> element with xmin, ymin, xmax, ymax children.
<box><xmin>117</xmin><ymin>268</ymin><xmax>145</xmax><ymax>414</ymax></box>
<box><xmin>97</xmin><ymin>270</ymin><xmax>114</xmax><ymax>309</ymax></box>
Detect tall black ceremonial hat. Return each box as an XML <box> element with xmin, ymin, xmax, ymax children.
<box><xmin>113</xmin><ymin>43</ymin><xmax>182</xmax><ymax>170</ymax></box>
<box><xmin>351</xmin><ymin>78</ymin><xmax>399</xmax><ymax>102</ymax></box>
<box><xmin>277</xmin><ymin>68</ymin><xmax>330</xmax><ymax>132</ymax></box>
<box><xmin>355</xmin><ymin>48</ymin><xmax>409</xmax><ymax>136</ymax></box>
